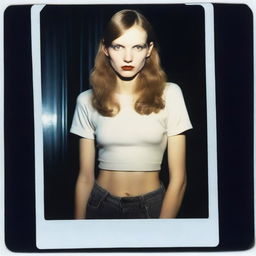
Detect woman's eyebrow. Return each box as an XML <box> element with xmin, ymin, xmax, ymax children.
<box><xmin>111</xmin><ymin>43</ymin><xmax>147</xmax><ymax>47</ymax></box>
<box><xmin>111</xmin><ymin>43</ymin><xmax>123</xmax><ymax>46</ymax></box>
<box><xmin>133</xmin><ymin>43</ymin><xmax>147</xmax><ymax>47</ymax></box>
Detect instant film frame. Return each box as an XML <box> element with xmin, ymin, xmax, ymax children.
<box><xmin>32</xmin><ymin>2</ymin><xmax>218</xmax><ymax>249</ymax></box>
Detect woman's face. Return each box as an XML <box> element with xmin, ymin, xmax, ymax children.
<box><xmin>103</xmin><ymin>25</ymin><xmax>154</xmax><ymax>79</ymax></box>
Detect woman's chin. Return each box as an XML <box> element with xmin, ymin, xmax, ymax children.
<box><xmin>116</xmin><ymin>71</ymin><xmax>139</xmax><ymax>81</ymax></box>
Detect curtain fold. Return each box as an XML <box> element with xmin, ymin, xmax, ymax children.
<box><xmin>41</xmin><ymin>6</ymin><xmax>103</xmax><ymax>219</ymax></box>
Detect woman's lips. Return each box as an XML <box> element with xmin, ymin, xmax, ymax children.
<box><xmin>121</xmin><ymin>66</ymin><xmax>134</xmax><ymax>71</ymax></box>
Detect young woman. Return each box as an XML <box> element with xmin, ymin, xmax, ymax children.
<box><xmin>70</xmin><ymin>9</ymin><xmax>192</xmax><ymax>219</ymax></box>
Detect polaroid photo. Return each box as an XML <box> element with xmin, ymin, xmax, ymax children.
<box><xmin>32</xmin><ymin>1</ymin><xmax>218</xmax><ymax>249</ymax></box>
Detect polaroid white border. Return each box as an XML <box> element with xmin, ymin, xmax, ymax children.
<box><xmin>32</xmin><ymin>1</ymin><xmax>219</xmax><ymax>249</ymax></box>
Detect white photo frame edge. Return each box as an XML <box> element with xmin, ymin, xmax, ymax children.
<box><xmin>32</xmin><ymin>2</ymin><xmax>219</xmax><ymax>249</ymax></box>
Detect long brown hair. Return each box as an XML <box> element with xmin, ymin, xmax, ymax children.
<box><xmin>90</xmin><ymin>9</ymin><xmax>167</xmax><ymax>116</ymax></box>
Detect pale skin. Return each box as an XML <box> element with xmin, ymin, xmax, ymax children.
<box><xmin>74</xmin><ymin>25</ymin><xmax>187</xmax><ymax>219</ymax></box>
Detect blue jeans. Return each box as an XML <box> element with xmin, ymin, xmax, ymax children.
<box><xmin>86</xmin><ymin>182</ymin><xmax>166</xmax><ymax>219</ymax></box>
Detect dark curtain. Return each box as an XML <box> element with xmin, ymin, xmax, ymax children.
<box><xmin>40</xmin><ymin>5</ymin><xmax>208</xmax><ymax>219</ymax></box>
<box><xmin>41</xmin><ymin>6</ymin><xmax>106</xmax><ymax>219</ymax></box>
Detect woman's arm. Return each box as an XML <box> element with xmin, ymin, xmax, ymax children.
<box><xmin>159</xmin><ymin>134</ymin><xmax>187</xmax><ymax>218</ymax></box>
<box><xmin>74</xmin><ymin>138</ymin><xmax>95</xmax><ymax>219</ymax></box>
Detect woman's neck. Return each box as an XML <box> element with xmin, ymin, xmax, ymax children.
<box><xmin>116</xmin><ymin>76</ymin><xmax>138</xmax><ymax>95</ymax></box>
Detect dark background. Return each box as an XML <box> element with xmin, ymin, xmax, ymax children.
<box><xmin>4</xmin><ymin>3</ymin><xmax>254</xmax><ymax>252</ymax></box>
<box><xmin>40</xmin><ymin>4</ymin><xmax>208</xmax><ymax>220</ymax></box>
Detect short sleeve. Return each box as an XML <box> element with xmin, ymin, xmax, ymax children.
<box><xmin>165</xmin><ymin>83</ymin><xmax>193</xmax><ymax>136</ymax></box>
<box><xmin>70</xmin><ymin>90</ymin><xmax>95</xmax><ymax>139</ymax></box>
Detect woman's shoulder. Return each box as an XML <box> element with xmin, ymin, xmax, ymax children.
<box><xmin>76</xmin><ymin>89</ymin><xmax>93</xmax><ymax>104</ymax></box>
<box><xmin>164</xmin><ymin>82</ymin><xmax>183</xmax><ymax>98</ymax></box>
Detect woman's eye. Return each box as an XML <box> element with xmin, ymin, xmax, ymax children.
<box><xmin>111</xmin><ymin>45</ymin><xmax>122</xmax><ymax>50</ymax></box>
<box><xmin>134</xmin><ymin>45</ymin><xmax>146</xmax><ymax>51</ymax></box>
<box><xmin>134</xmin><ymin>45</ymin><xmax>143</xmax><ymax>50</ymax></box>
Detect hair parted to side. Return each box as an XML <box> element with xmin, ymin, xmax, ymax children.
<box><xmin>90</xmin><ymin>9</ymin><xmax>167</xmax><ymax>116</ymax></box>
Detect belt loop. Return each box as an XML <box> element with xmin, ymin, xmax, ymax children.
<box><xmin>119</xmin><ymin>197</ymin><xmax>124</xmax><ymax>213</ymax></box>
<box><xmin>140</xmin><ymin>195</ymin><xmax>146</xmax><ymax>208</ymax></box>
<box><xmin>140</xmin><ymin>195</ymin><xmax>150</xmax><ymax>217</ymax></box>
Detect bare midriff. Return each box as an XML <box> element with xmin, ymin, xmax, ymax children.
<box><xmin>96</xmin><ymin>169</ymin><xmax>161</xmax><ymax>197</ymax></box>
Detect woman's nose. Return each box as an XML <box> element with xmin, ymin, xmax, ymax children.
<box><xmin>123</xmin><ymin>49</ymin><xmax>133</xmax><ymax>63</ymax></box>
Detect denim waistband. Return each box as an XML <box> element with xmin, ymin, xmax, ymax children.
<box><xmin>93</xmin><ymin>182</ymin><xmax>165</xmax><ymax>206</ymax></box>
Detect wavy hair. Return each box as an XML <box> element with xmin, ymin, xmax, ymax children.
<box><xmin>90</xmin><ymin>9</ymin><xmax>167</xmax><ymax>116</ymax></box>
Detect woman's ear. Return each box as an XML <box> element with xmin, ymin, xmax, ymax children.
<box><xmin>146</xmin><ymin>42</ymin><xmax>154</xmax><ymax>57</ymax></box>
<box><xmin>102</xmin><ymin>43</ymin><xmax>109</xmax><ymax>57</ymax></box>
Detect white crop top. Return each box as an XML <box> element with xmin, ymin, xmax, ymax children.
<box><xmin>70</xmin><ymin>83</ymin><xmax>192</xmax><ymax>171</ymax></box>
